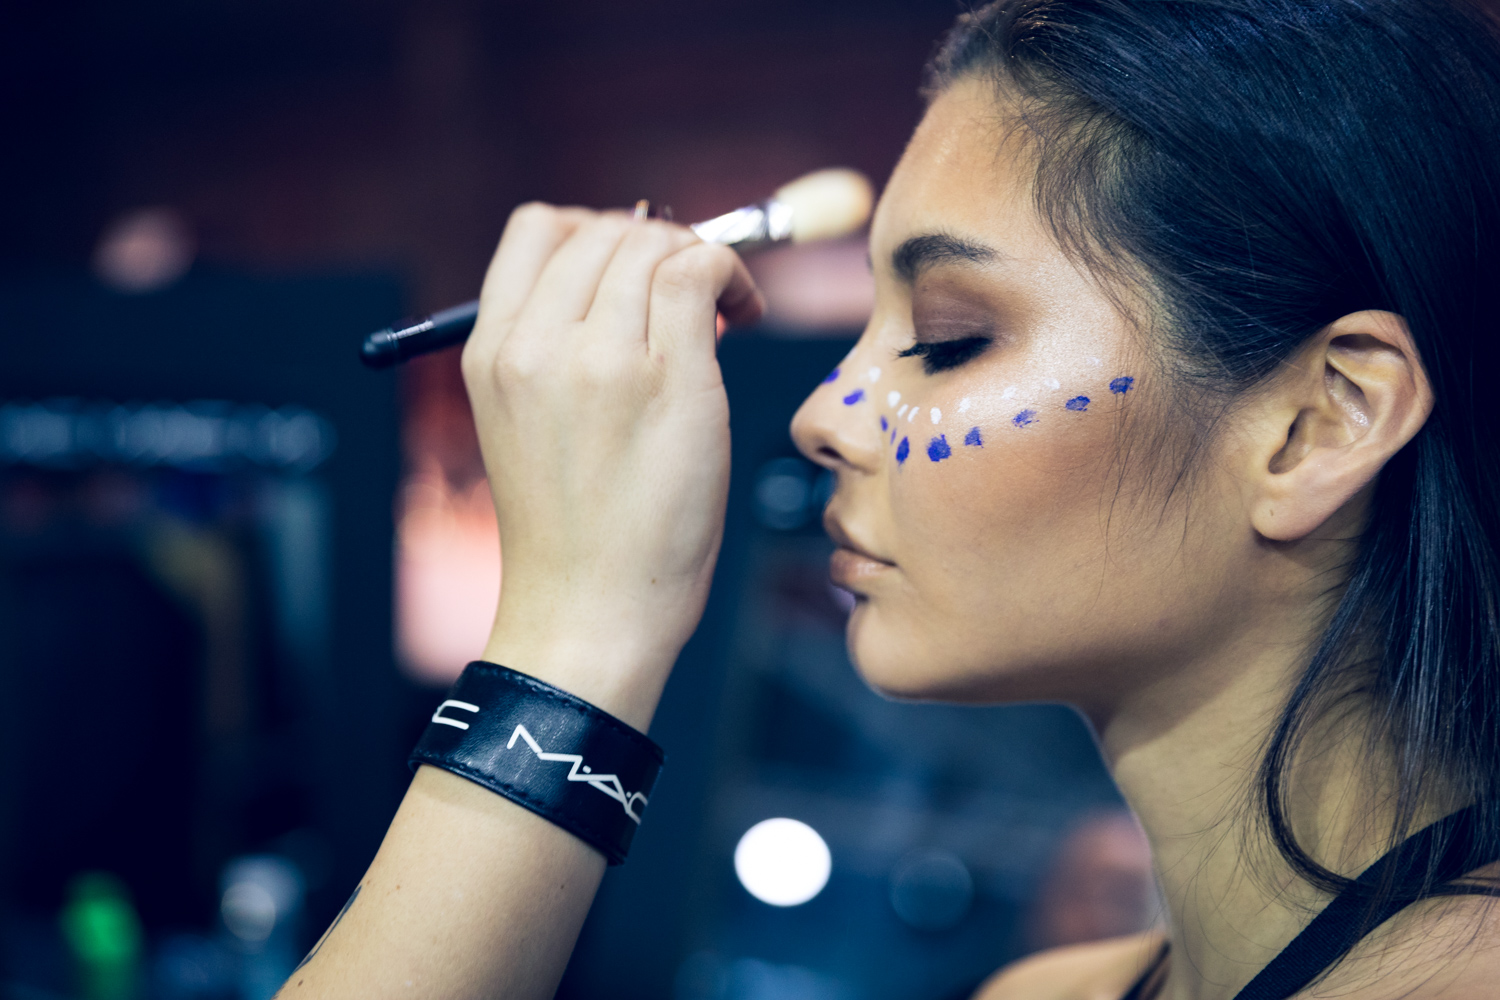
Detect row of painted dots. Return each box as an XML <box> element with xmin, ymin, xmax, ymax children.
<box><xmin>825</xmin><ymin>368</ymin><xmax>1136</xmax><ymax>465</ymax></box>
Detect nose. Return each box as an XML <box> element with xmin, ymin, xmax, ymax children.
<box><xmin>791</xmin><ymin>359</ymin><xmax>884</xmax><ymax>476</ymax></box>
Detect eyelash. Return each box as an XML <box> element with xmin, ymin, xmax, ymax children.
<box><xmin>896</xmin><ymin>336</ymin><xmax>992</xmax><ymax>375</ymax></box>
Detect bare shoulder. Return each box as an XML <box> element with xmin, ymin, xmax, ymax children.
<box><xmin>972</xmin><ymin>932</ymin><xmax>1166</xmax><ymax>1000</ymax></box>
<box><xmin>1313</xmin><ymin>892</ymin><xmax>1500</xmax><ymax>999</ymax></box>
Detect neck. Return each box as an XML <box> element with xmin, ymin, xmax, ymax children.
<box><xmin>1096</xmin><ymin>626</ymin><xmax>1394</xmax><ymax>1000</ymax></box>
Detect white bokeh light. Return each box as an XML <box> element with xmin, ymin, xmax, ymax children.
<box><xmin>733</xmin><ymin>818</ymin><xmax>831</xmax><ymax>907</ymax></box>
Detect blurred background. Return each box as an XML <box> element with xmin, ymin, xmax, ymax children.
<box><xmin>0</xmin><ymin>2</ymin><xmax>1156</xmax><ymax>998</ymax></box>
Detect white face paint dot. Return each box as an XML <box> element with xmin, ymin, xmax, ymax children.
<box><xmin>887</xmin><ymin>390</ymin><xmax>901</xmax><ymax>407</ymax></box>
<box><xmin>1002</xmin><ymin>386</ymin><xmax>1018</xmax><ymax>400</ymax></box>
<box><xmin>1086</xmin><ymin>356</ymin><xmax>1103</xmax><ymax>367</ymax></box>
<box><xmin>1043</xmin><ymin>377</ymin><xmax>1060</xmax><ymax>390</ymax></box>
<box><xmin>867</xmin><ymin>367</ymin><xmax>882</xmax><ymax>382</ymax></box>
<box><xmin>908</xmin><ymin>408</ymin><xmax>917</xmax><ymax>422</ymax></box>
<box><xmin>930</xmin><ymin>407</ymin><xmax>942</xmax><ymax>424</ymax></box>
<box><xmin>897</xmin><ymin>404</ymin><xmax>908</xmax><ymax>417</ymax></box>
<box><xmin>958</xmin><ymin>397</ymin><xmax>972</xmax><ymax>413</ymax></box>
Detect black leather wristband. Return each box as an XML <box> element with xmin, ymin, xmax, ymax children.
<box><xmin>409</xmin><ymin>661</ymin><xmax>665</xmax><ymax>865</ymax></box>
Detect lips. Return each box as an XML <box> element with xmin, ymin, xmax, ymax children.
<box><xmin>829</xmin><ymin>546</ymin><xmax>896</xmax><ymax>594</ymax></box>
<box><xmin>823</xmin><ymin>512</ymin><xmax>894</xmax><ymax>593</ymax></box>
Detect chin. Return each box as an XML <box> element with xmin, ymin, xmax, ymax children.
<box><xmin>844</xmin><ymin>602</ymin><xmax>1090</xmax><ymax>706</ymax></box>
<box><xmin>845</xmin><ymin>604</ymin><xmax>910</xmax><ymax>695</ymax></box>
<box><xmin>844</xmin><ymin>603</ymin><xmax>966</xmax><ymax>702</ymax></box>
<box><xmin>850</xmin><ymin>660</ymin><xmax>935</xmax><ymax>701</ymax></box>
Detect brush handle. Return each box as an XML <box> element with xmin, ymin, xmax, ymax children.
<box><xmin>360</xmin><ymin>300</ymin><xmax>481</xmax><ymax>370</ymax></box>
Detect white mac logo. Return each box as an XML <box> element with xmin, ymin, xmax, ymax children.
<box><xmin>431</xmin><ymin>700</ymin><xmax>648</xmax><ymax>823</ymax></box>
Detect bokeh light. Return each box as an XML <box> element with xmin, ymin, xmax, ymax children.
<box><xmin>733</xmin><ymin>818</ymin><xmax>832</xmax><ymax>907</ymax></box>
<box><xmin>92</xmin><ymin>207</ymin><xmax>196</xmax><ymax>294</ymax></box>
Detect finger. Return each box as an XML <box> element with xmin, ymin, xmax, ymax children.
<box><xmin>648</xmin><ymin>243</ymin><xmax>764</xmax><ymax>365</ymax></box>
<box><xmin>587</xmin><ymin>220</ymin><xmax>700</xmax><ymax>336</ymax></box>
<box><xmin>517</xmin><ymin>212</ymin><xmax>635</xmax><ymax>327</ymax></box>
<box><xmin>717</xmin><ymin>259</ymin><xmax>765</xmax><ymax>328</ymax></box>
<box><xmin>477</xmin><ymin>203</ymin><xmax>594</xmax><ymax>330</ymax></box>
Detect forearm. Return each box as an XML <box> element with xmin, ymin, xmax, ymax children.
<box><xmin>280</xmin><ymin>766</ymin><xmax>606</xmax><ymax>1000</ymax></box>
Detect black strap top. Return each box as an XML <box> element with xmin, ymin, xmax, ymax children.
<box><xmin>1118</xmin><ymin>804</ymin><xmax>1492</xmax><ymax>1000</ymax></box>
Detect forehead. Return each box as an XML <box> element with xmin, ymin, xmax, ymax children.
<box><xmin>873</xmin><ymin>77</ymin><xmax>1043</xmax><ymax>268</ymax></box>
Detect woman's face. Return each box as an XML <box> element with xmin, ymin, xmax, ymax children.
<box><xmin>791</xmin><ymin>78</ymin><xmax>1258</xmax><ymax>714</ymax></box>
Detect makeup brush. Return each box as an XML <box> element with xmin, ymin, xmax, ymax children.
<box><xmin>358</xmin><ymin>167</ymin><xmax>874</xmax><ymax>369</ymax></box>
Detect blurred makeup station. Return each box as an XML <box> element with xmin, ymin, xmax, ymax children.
<box><xmin>0</xmin><ymin>4</ymin><xmax>1155</xmax><ymax>999</ymax></box>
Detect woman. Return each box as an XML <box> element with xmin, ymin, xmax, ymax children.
<box><xmin>279</xmin><ymin>1</ymin><xmax>1500</xmax><ymax>997</ymax></box>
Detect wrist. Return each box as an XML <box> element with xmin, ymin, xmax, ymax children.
<box><xmin>480</xmin><ymin>628</ymin><xmax>679</xmax><ymax>734</ymax></box>
<box><xmin>411</xmin><ymin>661</ymin><xmax>666</xmax><ymax>865</ymax></box>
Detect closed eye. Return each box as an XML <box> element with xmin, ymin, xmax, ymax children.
<box><xmin>895</xmin><ymin>336</ymin><xmax>992</xmax><ymax>375</ymax></box>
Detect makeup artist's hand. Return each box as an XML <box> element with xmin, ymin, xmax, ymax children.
<box><xmin>279</xmin><ymin>208</ymin><xmax>759</xmax><ymax>1000</ymax></box>
<box><xmin>461</xmin><ymin>203</ymin><xmax>763</xmax><ymax>731</ymax></box>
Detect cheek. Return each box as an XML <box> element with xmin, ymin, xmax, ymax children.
<box><xmin>891</xmin><ymin>424</ymin><xmax>1105</xmax><ymax>561</ymax></box>
<box><xmin>863</xmin><ymin>390</ymin><xmax>1137</xmax><ymax>699</ymax></box>
<box><xmin>883</xmin><ymin>370</ymin><xmax>1140</xmax><ymax>595</ymax></box>
<box><xmin>857</xmin><ymin>429</ymin><xmax>1116</xmax><ymax>698</ymax></box>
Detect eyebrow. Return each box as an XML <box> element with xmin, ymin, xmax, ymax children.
<box><xmin>891</xmin><ymin>233</ymin><xmax>1000</xmax><ymax>283</ymax></box>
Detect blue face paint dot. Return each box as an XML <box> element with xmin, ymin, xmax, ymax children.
<box><xmin>1065</xmin><ymin>395</ymin><xmax>1090</xmax><ymax>412</ymax></box>
<box><xmin>890</xmin><ymin>428</ymin><xmax>897</xmax><ymax>443</ymax></box>
<box><xmin>1013</xmin><ymin>409</ymin><xmax>1037</xmax><ymax>428</ymax></box>
<box><xmin>880</xmin><ymin>416</ymin><xmax>889</xmax><ymax>431</ymax></box>
<box><xmin>927</xmin><ymin>435</ymin><xmax>952</xmax><ymax>462</ymax></box>
<box><xmin>842</xmin><ymin>389</ymin><xmax>865</xmax><ymax>406</ymax></box>
<box><xmin>896</xmin><ymin>437</ymin><xmax>910</xmax><ymax>464</ymax></box>
<box><xmin>1109</xmin><ymin>376</ymin><xmax>1135</xmax><ymax>394</ymax></box>
<box><xmin>822</xmin><ymin>367</ymin><xmax>841</xmax><ymax>384</ymax></box>
<box><xmin>964</xmin><ymin>426</ymin><xmax>983</xmax><ymax>447</ymax></box>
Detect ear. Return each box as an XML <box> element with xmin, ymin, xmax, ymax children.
<box><xmin>1248</xmin><ymin>310</ymin><xmax>1433</xmax><ymax>542</ymax></box>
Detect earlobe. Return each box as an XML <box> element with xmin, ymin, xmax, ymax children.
<box><xmin>1249</xmin><ymin>311</ymin><xmax>1433</xmax><ymax>542</ymax></box>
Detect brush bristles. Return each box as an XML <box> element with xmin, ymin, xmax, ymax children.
<box><xmin>774</xmin><ymin>168</ymin><xmax>874</xmax><ymax>244</ymax></box>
